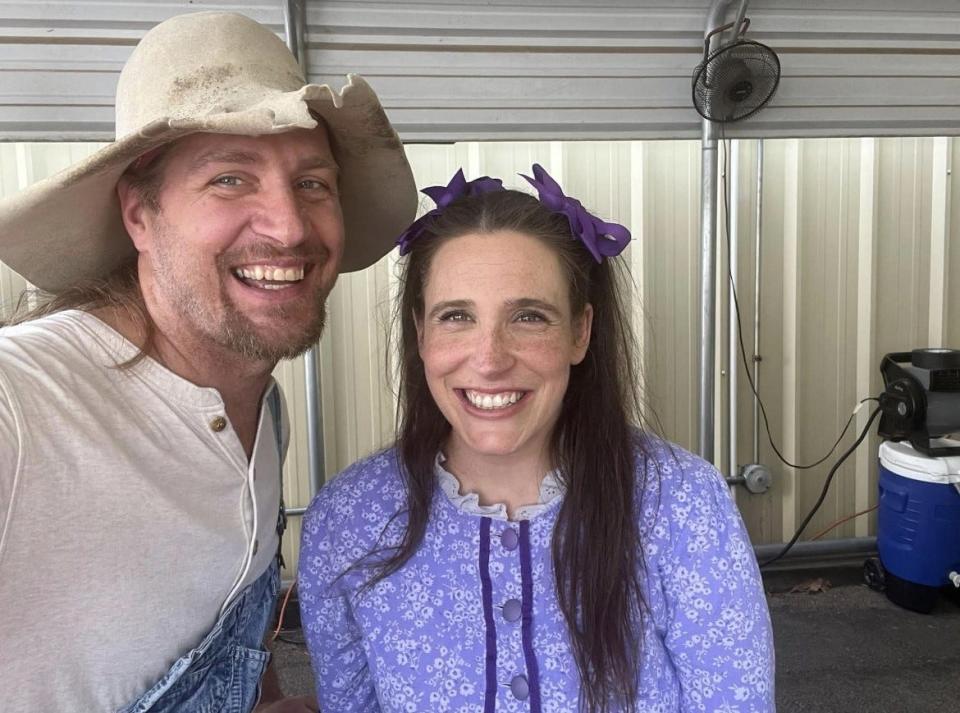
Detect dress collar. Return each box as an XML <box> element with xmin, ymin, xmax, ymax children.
<box><xmin>434</xmin><ymin>453</ymin><xmax>565</xmax><ymax>522</ymax></box>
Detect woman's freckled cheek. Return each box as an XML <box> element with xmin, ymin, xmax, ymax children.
<box><xmin>425</xmin><ymin>332</ymin><xmax>569</xmax><ymax>374</ymax></box>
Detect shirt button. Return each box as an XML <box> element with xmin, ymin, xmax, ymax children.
<box><xmin>252</xmin><ymin>539</ymin><xmax>259</xmax><ymax>555</ymax></box>
<box><xmin>209</xmin><ymin>416</ymin><xmax>227</xmax><ymax>432</ymax></box>
<box><xmin>510</xmin><ymin>675</ymin><xmax>529</xmax><ymax>700</ymax></box>
<box><xmin>500</xmin><ymin>527</ymin><xmax>519</xmax><ymax>551</ymax></box>
<box><xmin>502</xmin><ymin>598</ymin><xmax>522</xmax><ymax>622</ymax></box>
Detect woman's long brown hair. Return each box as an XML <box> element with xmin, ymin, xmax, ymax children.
<box><xmin>371</xmin><ymin>189</ymin><xmax>651</xmax><ymax>711</ymax></box>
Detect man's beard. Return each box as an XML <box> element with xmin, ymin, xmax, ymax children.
<box><xmin>217</xmin><ymin>293</ymin><xmax>328</xmax><ymax>362</ymax></box>
<box><xmin>150</xmin><ymin>221</ymin><xmax>332</xmax><ymax>363</ymax></box>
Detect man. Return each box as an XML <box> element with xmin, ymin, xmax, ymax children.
<box><xmin>0</xmin><ymin>11</ymin><xmax>415</xmax><ymax>713</ymax></box>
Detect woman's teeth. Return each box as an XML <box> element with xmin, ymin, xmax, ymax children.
<box><xmin>464</xmin><ymin>390</ymin><xmax>523</xmax><ymax>410</ymax></box>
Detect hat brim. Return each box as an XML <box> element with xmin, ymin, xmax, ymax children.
<box><xmin>0</xmin><ymin>75</ymin><xmax>416</xmax><ymax>291</ymax></box>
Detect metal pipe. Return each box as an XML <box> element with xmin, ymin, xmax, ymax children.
<box><xmin>729</xmin><ymin>0</ymin><xmax>749</xmax><ymax>43</ymax></box>
<box><xmin>304</xmin><ymin>348</ymin><xmax>325</xmax><ymax>496</ymax></box>
<box><xmin>282</xmin><ymin>0</ymin><xmax>325</xmax><ymax>498</ymax></box>
<box><xmin>728</xmin><ymin>139</ymin><xmax>740</xmax><ymax>482</ymax></box>
<box><xmin>752</xmin><ymin>140</ymin><xmax>764</xmax><ymax>463</ymax></box>
<box><xmin>698</xmin><ymin>0</ymin><xmax>738</xmax><ymax>461</ymax></box>
<box><xmin>754</xmin><ymin>536</ymin><xmax>876</xmax><ymax>563</ymax></box>
<box><xmin>285</xmin><ymin>506</ymin><xmax>308</xmax><ymax>517</ymax></box>
<box><xmin>282</xmin><ymin>0</ymin><xmax>306</xmax><ymax>68</ymax></box>
<box><xmin>698</xmin><ymin>128</ymin><xmax>718</xmax><ymax>462</ymax></box>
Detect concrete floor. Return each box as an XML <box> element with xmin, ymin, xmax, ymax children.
<box><xmin>273</xmin><ymin>564</ymin><xmax>960</xmax><ymax>711</ymax></box>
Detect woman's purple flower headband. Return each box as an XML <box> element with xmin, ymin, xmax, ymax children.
<box><xmin>395</xmin><ymin>164</ymin><xmax>631</xmax><ymax>262</ymax></box>
<box><xmin>395</xmin><ymin>169</ymin><xmax>503</xmax><ymax>256</ymax></box>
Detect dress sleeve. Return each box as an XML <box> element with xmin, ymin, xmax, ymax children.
<box><xmin>297</xmin><ymin>494</ymin><xmax>381</xmax><ymax>712</ymax></box>
<box><xmin>658</xmin><ymin>459</ymin><xmax>775</xmax><ymax>712</ymax></box>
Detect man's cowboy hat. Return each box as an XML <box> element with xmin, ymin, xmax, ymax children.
<box><xmin>0</xmin><ymin>11</ymin><xmax>417</xmax><ymax>291</ymax></box>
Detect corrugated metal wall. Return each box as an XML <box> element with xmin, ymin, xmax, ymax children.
<box><xmin>1</xmin><ymin>137</ymin><xmax>956</xmax><ymax>567</ymax></box>
<box><xmin>321</xmin><ymin>137</ymin><xmax>960</xmax><ymax>561</ymax></box>
<box><xmin>2</xmin><ymin>1</ymin><xmax>959</xmax><ymax>140</ymax></box>
<box><xmin>2</xmin><ymin>1</ymin><xmax>960</xmax><ymax>569</ymax></box>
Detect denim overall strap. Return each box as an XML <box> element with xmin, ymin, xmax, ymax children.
<box><xmin>118</xmin><ymin>558</ymin><xmax>280</xmax><ymax>713</ymax></box>
<box><xmin>119</xmin><ymin>386</ymin><xmax>288</xmax><ymax>713</ymax></box>
<box><xmin>267</xmin><ymin>386</ymin><xmax>288</xmax><ymax>566</ymax></box>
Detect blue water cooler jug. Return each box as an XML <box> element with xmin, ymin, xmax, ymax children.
<box><xmin>877</xmin><ymin>440</ymin><xmax>960</xmax><ymax>613</ymax></box>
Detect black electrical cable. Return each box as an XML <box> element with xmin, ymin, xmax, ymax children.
<box><xmin>718</xmin><ymin>134</ymin><xmax>880</xmax><ymax>469</ymax></box>
<box><xmin>758</xmin><ymin>404</ymin><xmax>883</xmax><ymax>568</ymax></box>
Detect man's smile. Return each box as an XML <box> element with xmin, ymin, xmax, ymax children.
<box><xmin>232</xmin><ymin>264</ymin><xmax>308</xmax><ymax>290</ymax></box>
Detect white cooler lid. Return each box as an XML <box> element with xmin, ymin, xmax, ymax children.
<box><xmin>879</xmin><ymin>439</ymin><xmax>960</xmax><ymax>484</ymax></box>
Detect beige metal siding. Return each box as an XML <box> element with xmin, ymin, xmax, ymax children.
<box><xmin>306</xmin><ymin>137</ymin><xmax>960</xmax><ymax>554</ymax></box>
<box><xmin>1</xmin><ymin>137</ymin><xmax>957</xmax><ymax>571</ymax></box>
<box><xmin>3</xmin><ymin>2</ymin><xmax>960</xmax><ymax>140</ymax></box>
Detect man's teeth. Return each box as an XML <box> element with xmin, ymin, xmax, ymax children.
<box><xmin>234</xmin><ymin>266</ymin><xmax>305</xmax><ymax>282</ymax></box>
<box><xmin>465</xmin><ymin>390</ymin><xmax>523</xmax><ymax>410</ymax></box>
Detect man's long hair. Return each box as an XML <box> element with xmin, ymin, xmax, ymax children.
<box><xmin>374</xmin><ymin>189</ymin><xmax>652</xmax><ymax>712</ymax></box>
<box><xmin>2</xmin><ymin>260</ymin><xmax>155</xmax><ymax>366</ymax></box>
<box><xmin>1</xmin><ymin>150</ymin><xmax>169</xmax><ymax>362</ymax></box>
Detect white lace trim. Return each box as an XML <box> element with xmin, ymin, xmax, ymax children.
<box><xmin>434</xmin><ymin>453</ymin><xmax>565</xmax><ymax>521</ymax></box>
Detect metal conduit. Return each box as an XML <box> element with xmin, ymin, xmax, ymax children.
<box><xmin>728</xmin><ymin>139</ymin><xmax>740</xmax><ymax>483</ymax></box>
<box><xmin>698</xmin><ymin>0</ymin><xmax>738</xmax><ymax>462</ymax></box>
<box><xmin>752</xmin><ymin>140</ymin><xmax>763</xmax><ymax>463</ymax></box>
<box><xmin>282</xmin><ymin>0</ymin><xmax>326</xmax><ymax>512</ymax></box>
<box><xmin>754</xmin><ymin>537</ymin><xmax>877</xmax><ymax>565</ymax></box>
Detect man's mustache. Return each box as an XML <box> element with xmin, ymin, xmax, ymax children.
<box><xmin>219</xmin><ymin>244</ymin><xmax>331</xmax><ymax>265</ymax></box>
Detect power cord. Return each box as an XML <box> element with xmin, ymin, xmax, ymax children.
<box><xmin>759</xmin><ymin>405</ymin><xmax>883</xmax><ymax>568</ymax></box>
<box><xmin>271</xmin><ymin>581</ymin><xmax>307</xmax><ymax>647</ymax></box>
<box><xmin>717</xmin><ymin>134</ymin><xmax>886</xmax><ymax>567</ymax></box>
<box><xmin>719</xmin><ymin>134</ymin><xmax>879</xmax><ymax>470</ymax></box>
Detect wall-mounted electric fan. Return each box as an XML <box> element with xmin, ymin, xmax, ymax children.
<box><xmin>692</xmin><ymin>15</ymin><xmax>780</xmax><ymax>123</ymax></box>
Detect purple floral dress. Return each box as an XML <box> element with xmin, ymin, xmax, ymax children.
<box><xmin>298</xmin><ymin>439</ymin><xmax>775</xmax><ymax>712</ymax></box>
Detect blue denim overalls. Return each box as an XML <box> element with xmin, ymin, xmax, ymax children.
<box><xmin>118</xmin><ymin>388</ymin><xmax>287</xmax><ymax>713</ymax></box>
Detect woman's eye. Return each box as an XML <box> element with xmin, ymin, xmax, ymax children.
<box><xmin>516</xmin><ymin>311</ymin><xmax>547</xmax><ymax>323</ymax></box>
<box><xmin>438</xmin><ymin>310</ymin><xmax>470</xmax><ymax>322</ymax></box>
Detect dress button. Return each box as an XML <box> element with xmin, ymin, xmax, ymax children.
<box><xmin>510</xmin><ymin>675</ymin><xmax>529</xmax><ymax>700</ymax></box>
<box><xmin>502</xmin><ymin>598</ymin><xmax>522</xmax><ymax>622</ymax></box>
<box><xmin>500</xmin><ymin>527</ymin><xmax>519</xmax><ymax>551</ymax></box>
<box><xmin>209</xmin><ymin>416</ymin><xmax>227</xmax><ymax>432</ymax></box>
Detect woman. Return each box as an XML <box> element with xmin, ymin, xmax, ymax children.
<box><xmin>298</xmin><ymin>165</ymin><xmax>775</xmax><ymax>712</ymax></box>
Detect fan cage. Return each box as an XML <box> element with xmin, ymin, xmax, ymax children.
<box><xmin>692</xmin><ymin>39</ymin><xmax>781</xmax><ymax>123</ymax></box>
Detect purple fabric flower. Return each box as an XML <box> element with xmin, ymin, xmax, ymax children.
<box><xmin>395</xmin><ymin>169</ymin><xmax>503</xmax><ymax>255</ymax></box>
<box><xmin>520</xmin><ymin>163</ymin><xmax>632</xmax><ymax>263</ymax></box>
<box><xmin>396</xmin><ymin>164</ymin><xmax>632</xmax><ymax>262</ymax></box>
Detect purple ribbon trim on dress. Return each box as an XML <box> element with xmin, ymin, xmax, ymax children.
<box><xmin>520</xmin><ymin>163</ymin><xmax>631</xmax><ymax>263</ymax></box>
<box><xmin>519</xmin><ymin>519</ymin><xmax>543</xmax><ymax>713</ymax></box>
<box><xmin>479</xmin><ymin>517</ymin><xmax>498</xmax><ymax>713</ymax></box>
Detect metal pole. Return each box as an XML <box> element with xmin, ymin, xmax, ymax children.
<box><xmin>304</xmin><ymin>349</ymin><xmax>325</xmax><ymax>497</ymax></box>
<box><xmin>728</xmin><ymin>140</ymin><xmax>740</xmax><ymax>480</ymax></box>
<box><xmin>699</xmin><ymin>125</ymin><xmax>717</xmax><ymax>462</ymax></box>
<box><xmin>698</xmin><ymin>0</ymin><xmax>737</xmax><ymax>462</ymax></box>
<box><xmin>282</xmin><ymin>0</ymin><xmax>306</xmax><ymax>68</ymax></box>
<box><xmin>282</xmin><ymin>0</ymin><xmax>325</xmax><ymax>500</ymax></box>
<box><xmin>753</xmin><ymin>536</ymin><xmax>876</xmax><ymax>564</ymax></box>
<box><xmin>752</xmin><ymin>140</ymin><xmax>764</xmax><ymax>463</ymax></box>
<box><xmin>699</xmin><ymin>122</ymin><xmax>718</xmax><ymax>463</ymax></box>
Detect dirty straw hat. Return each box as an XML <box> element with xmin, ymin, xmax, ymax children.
<box><xmin>0</xmin><ymin>11</ymin><xmax>417</xmax><ymax>291</ymax></box>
